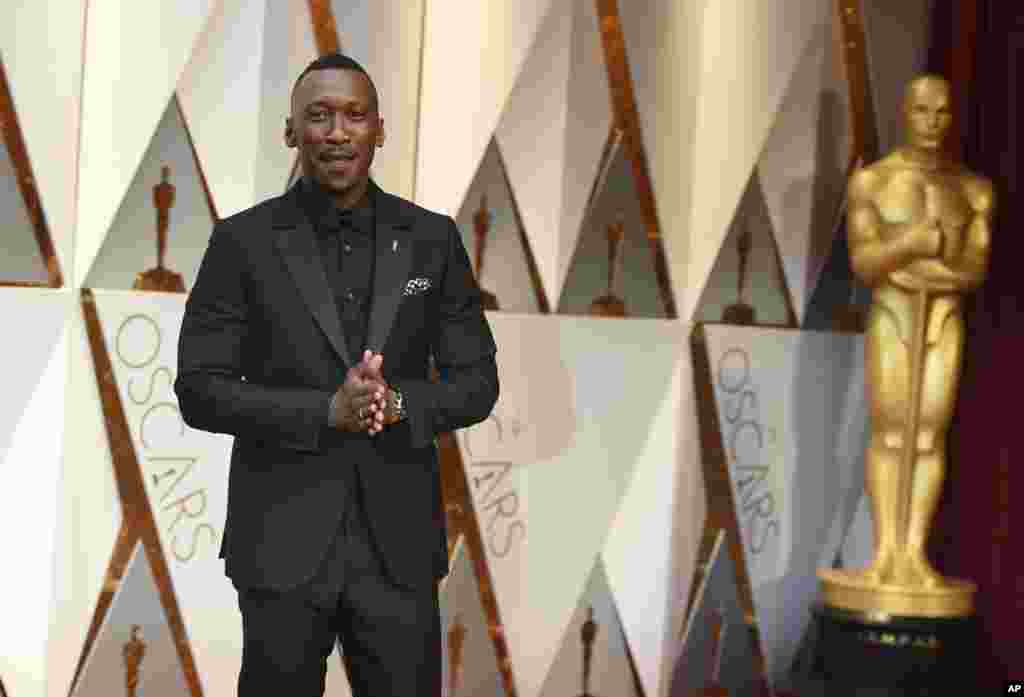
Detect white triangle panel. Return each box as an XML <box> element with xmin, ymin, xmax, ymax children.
<box><xmin>538</xmin><ymin>562</ymin><xmax>641</xmax><ymax>697</ymax></box>
<box><xmin>455</xmin><ymin>140</ymin><xmax>542</xmax><ymax>313</ymax></box>
<box><xmin>682</xmin><ymin>0</ymin><xmax>830</xmax><ymax>321</ymax></box>
<box><xmin>617</xmin><ymin>0</ymin><xmax>708</xmax><ymax>316</ymax></box>
<box><xmin>331</xmin><ymin>0</ymin><xmax>426</xmax><ymax>200</ymax></box>
<box><xmin>455</xmin><ymin>313</ymin><xmax>684</xmax><ymax>697</ymax></box>
<box><xmin>757</xmin><ymin>11</ymin><xmax>850</xmax><ymax>325</ymax></box>
<box><xmin>416</xmin><ymin>0</ymin><xmax>556</xmax><ymax>215</ymax></box>
<box><xmin>177</xmin><ymin>0</ymin><xmax>267</xmax><ymax>218</ymax></box>
<box><xmin>494</xmin><ymin>0</ymin><xmax>572</xmax><ymax>310</ymax></box>
<box><xmin>0</xmin><ymin>289</ymin><xmax>70</xmax><ymax>697</ymax></box>
<box><xmin>0</xmin><ymin>0</ymin><xmax>86</xmax><ymax>280</ymax></box>
<box><xmin>702</xmin><ymin>325</ymin><xmax>864</xmax><ymax>687</ymax></box>
<box><xmin>92</xmin><ymin>290</ymin><xmax>238</xmax><ymax>697</ymax></box>
<box><xmin>556</xmin><ymin>1</ymin><xmax>615</xmax><ymax>303</ymax></box>
<box><xmin>602</xmin><ymin>348</ymin><xmax>702</xmax><ymax>697</ymax></box>
<box><xmin>76</xmin><ymin>0</ymin><xmax>218</xmax><ymax>286</ymax></box>
<box><xmin>46</xmin><ymin>299</ymin><xmax>123</xmax><ymax>697</ymax></box>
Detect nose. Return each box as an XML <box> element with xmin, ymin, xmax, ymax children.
<box><xmin>325</xmin><ymin>113</ymin><xmax>349</xmax><ymax>143</ymax></box>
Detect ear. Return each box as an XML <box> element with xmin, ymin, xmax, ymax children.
<box><xmin>376</xmin><ymin>117</ymin><xmax>386</xmax><ymax>148</ymax></box>
<box><xmin>284</xmin><ymin>117</ymin><xmax>297</xmax><ymax>148</ymax></box>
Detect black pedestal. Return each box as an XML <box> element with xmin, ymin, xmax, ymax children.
<box><xmin>810</xmin><ymin>605</ymin><xmax>976</xmax><ymax>696</ymax></box>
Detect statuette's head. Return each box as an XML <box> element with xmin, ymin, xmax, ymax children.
<box><xmin>903</xmin><ymin>75</ymin><xmax>952</xmax><ymax>151</ymax></box>
<box><xmin>285</xmin><ymin>53</ymin><xmax>385</xmax><ymax>204</ymax></box>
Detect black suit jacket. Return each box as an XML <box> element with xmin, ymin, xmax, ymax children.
<box><xmin>175</xmin><ymin>180</ymin><xmax>498</xmax><ymax>590</ymax></box>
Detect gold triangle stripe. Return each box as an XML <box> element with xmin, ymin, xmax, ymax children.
<box><xmin>493</xmin><ymin>140</ymin><xmax>551</xmax><ymax>313</ymax></box>
<box><xmin>686</xmin><ymin>326</ymin><xmax>773</xmax><ymax>690</ymax></box>
<box><xmin>76</xmin><ymin>290</ymin><xmax>203</xmax><ymax>696</ymax></box>
<box><xmin>307</xmin><ymin>0</ymin><xmax>341</xmax><ymax>56</ymax></box>
<box><xmin>594</xmin><ymin>0</ymin><xmax>676</xmax><ymax>319</ymax></box>
<box><xmin>437</xmin><ymin>428</ymin><xmax>519</xmax><ymax>697</ymax></box>
<box><xmin>837</xmin><ymin>0</ymin><xmax>881</xmax><ymax>165</ymax></box>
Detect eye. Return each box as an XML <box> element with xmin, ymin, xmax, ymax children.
<box><xmin>348</xmin><ymin>110</ymin><xmax>366</xmax><ymax>121</ymax></box>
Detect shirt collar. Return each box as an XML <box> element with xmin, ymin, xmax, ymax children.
<box><xmin>300</xmin><ymin>175</ymin><xmax>374</xmax><ymax>238</ymax></box>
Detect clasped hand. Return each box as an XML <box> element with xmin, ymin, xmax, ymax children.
<box><xmin>331</xmin><ymin>350</ymin><xmax>392</xmax><ymax>435</ymax></box>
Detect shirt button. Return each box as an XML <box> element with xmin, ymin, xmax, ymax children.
<box><xmin>345</xmin><ymin>291</ymin><xmax>356</xmax><ymax>303</ymax></box>
<box><xmin>343</xmin><ymin>243</ymin><xmax>352</xmax><ymax>254</ymax></box>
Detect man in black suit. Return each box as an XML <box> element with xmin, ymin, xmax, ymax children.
<box><xmin>175</xmin><ymin>53</ymin><xmax>498</xmax><ymax>696</ymax></box>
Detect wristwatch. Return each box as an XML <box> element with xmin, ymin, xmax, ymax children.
<box><xmin>389</xmin><ymin>385</ymin><xmax>406</xmax><ymax>425</ymax></box>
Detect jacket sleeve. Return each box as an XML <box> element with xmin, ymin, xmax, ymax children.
<box><xmin>174</xmin><ymin>220</ymin><xmax>333</xmax><ymax>452</ymax></box>
<box><xmin>394</xmin><ymin>217</ymin><xmax>499</xmax><ymax>449</ymax></box>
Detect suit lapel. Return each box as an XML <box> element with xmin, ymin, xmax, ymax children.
<box><xmin>365</xmin><ymin>183</ymin><xmax>413</xmax><ymax>354</ymax></box>
<box><xmin>272</xmin><ymin>185</ymin><xmax>353</xmax><ymax>367</ymax></box>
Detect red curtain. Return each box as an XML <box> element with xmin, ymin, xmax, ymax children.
<box><xmin>928</xmin><ymin>0</ymin><xmax>1024</xmax><ymax>685</ymax></box>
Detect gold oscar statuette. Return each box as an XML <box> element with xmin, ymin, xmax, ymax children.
<box><xmin>448</xmin><ymin>614</ymin><xmax>467</xmax><ymax>697</ymax></box>
<box><xmin>122</xmin><ymin>625</ymin><xmax>147</xmax><ymax>697</ymax></box>
<box><xmin>589</xmin><ymin>218</ymin><xmax>628</xmax><ymax>317</ymax></box>
<box><xmin>818</xmin><ymin>75</ymin><xmax>994</xmax><ymax>618</ymax></box>
<box><xmin>721</xmin><ymin>218</ymin><xmax>756</xmax><ymax>325</ymax></box>
<box><xmin>579</xmin><ymin>606</ymin><xmax>598</xmax><ymax>697</ymax></box>
<box><xmin>472</xmin><ymin>194</ymin><xmax>500</xmax><ymax>311</ymax></box>
<box><xmin>134</xmin><ymin>164</ymin><xmax>186</xmax><ymax>293</ymax></box>
<box><xmin>696</xmin><ymin>605</ymin><xmax>729</xmax><ymax>697</ymax></box>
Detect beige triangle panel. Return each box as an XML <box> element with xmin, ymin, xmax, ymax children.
<box><xmin>328</xmin><ymin>0</ymin><xmax>425</xmax><ymax>200</ymax></box>
<box><xmin>176</xmin><ymin>0</ymin><xmax>267</xmax><ymax>220</ymax></box>
<box><xmin>415</xmin><ymin>0</ymin><xmax>556</xmax><ymax>215</ymax></box>
<box><xmin>0</xmin><ymin>57</ymin><xmax>62</xmax><ymax>287</ymax></box>
<box><xmin>493</xmin><ymin>0</ymin><xmax>572</xmax><ymax>311</ymax></box>
<box><xmin>681</xmin><ymin>0</ymin><xmax>831</xmax><ymax>321</ymax></box>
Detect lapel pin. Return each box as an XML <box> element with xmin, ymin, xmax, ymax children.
<box><xmin>392</xmin><ymin>240</ymin><xmax>398</xmax><ymax>253</ymax></box>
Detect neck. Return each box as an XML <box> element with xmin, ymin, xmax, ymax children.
<box><xmin>305</xmin><ymin>174</ymin><xmax>370</xmax><ymax>211</ymax></box>
<box><xmin>900</xmin><ymin>144</ymin><xmax>948</xmax><ymax>171</ymax></box>
<box><xmin>334</xmin><ymin>179</ymin><xmax>370</xmax><ymax>210</ymax></box>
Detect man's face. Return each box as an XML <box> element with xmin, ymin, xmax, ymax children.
<box><xmin>287</xmin><ymin>68</ymin><xmax>384</xmax><ymax>203</ymax></box>
<box><xmin>903</xmin><ymin>78</ymin><xmax>952</xmax><ymax>151</ymax></box>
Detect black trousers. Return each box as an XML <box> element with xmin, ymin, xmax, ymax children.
<box><xmin>235</xmin><ymin>508</ymin><xmax>441</xmax><ymax>697</ymax></box>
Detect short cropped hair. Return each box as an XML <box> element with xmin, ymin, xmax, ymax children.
<box><xmin>292</xmin><ymin>53</ymin><xmax>378</xmax><ymax>109</ymax></box>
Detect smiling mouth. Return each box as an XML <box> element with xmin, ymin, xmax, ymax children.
<box><xmin>320</xmin><ymin>152</ymin><xmax>357</xmax><ymax>164</ymax></box>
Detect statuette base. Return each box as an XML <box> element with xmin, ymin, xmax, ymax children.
<box><xmin>818</xmin><ymin>567</ymin><xmax>975</xmax><ymax>618</ymax></box>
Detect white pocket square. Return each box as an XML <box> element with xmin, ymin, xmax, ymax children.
<box><xmin>403</xmin><ymin>277</ymin><xmax>431</xmax><ymax>296</ymax></box>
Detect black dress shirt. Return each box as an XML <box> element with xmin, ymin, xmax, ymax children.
<box><xmin>298</xmin><ymin>177</ymin><xmax>382</xmax><ymax>609</ymax></box>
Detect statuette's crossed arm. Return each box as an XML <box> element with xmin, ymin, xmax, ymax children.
<box><xmin>848</xmin><ymin>169</ymin><xmax>940</xmax><ymax>287</ymax></box>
